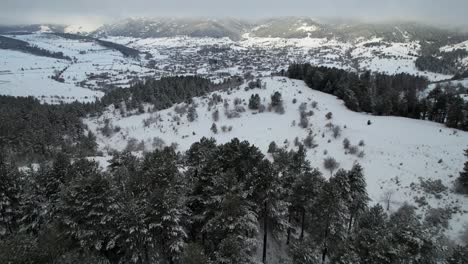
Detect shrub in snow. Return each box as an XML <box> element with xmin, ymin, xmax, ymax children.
<box><xmin>424</xmin><ymin>207</ymin><xmax>452</xmax><ymax>229</ymax></box>
<box><xmin>326</xmin><ymin>112</ymin><xmax>333</xmax><ymax>119</ymax></box>
<box><xmin>258</xmin><ymin>104</ymin><xmax>266</xmax><ymax>113</ymax></box>
<box><xmin>225</xmin><ymin>109</ymin><xmax>241</xmax><ymax>119</ymax></box>
<box><xmin>311</xmin><ymin>101</ymin><xmax>318</xmax><ymax>109</ymax></box>
<box><xmin>125</xmin><ymin>138</ymin><xmax>145</xmax><ymax>152</ymax></box>
<box><xmin>419</xmin><ymin>178</ymin><xmax>448</xmax><ymax>196</ymax></box>
<box><xmin>358</xmin><ymin>150</ymin><xmax>365</xmax><ymax>158</ymax></box>
<box><xmin>332</xmin><ymin>125</ymin><xmax>342</xmax><ymax>139</ymax></box>
<box><xmin>170</xmin><ymin>142</ymin><xmax>179</xmax><ymax>150</ymax></box>
<box><xmin>271</xmin><ymin>92</ymin><xmax>282</xmax><ymax>107</ymax></box>
<box><xmin>275</xmin><ymin>103</ymin><xmax>285</xmax><ymax>114</ymax></box>
<box><xmin>343</xmin><ymin>138</ymin><xmax>350</xmax><ymax>149</ymax></box>
<box><xmin>359</xmin><ymin>140</ymin><xmax>365</xmax><ymax>147</ymax></box>
<box><xmin>221</xmin><ymin>125</ymin><xmax>232</xmax><ymax>133</ymax></box>
<box><xmin>174</xmin><ymin>104</ymin><xmax>188</xmax><ymax>116</ymax></box>
<box><xmin>348</xmin><ymin>145</ymin><xmax>359</xmax><ymax>155</ymax></box>
<box><xmin>325</xmin><ymin>122</ymin><xmax>334</xmax><ymax>130</ymax></box>
<box><xmin>212</xmin><ymin>109</ymin><xmax>220</xmax><ymax>122</ymax></box>
<box><xmin>269</xmin><ymin>91</ymin><xmax>284</xmax><ymax>114</ymax></box>
<box><xmin>211</xmin><ymin>123</ymin><xmax>218</xmax><ymax>134</ymax></box>
<box><xmin>268</xmin><ymin>141</ymin><xmax>277</xmax><ymax>154</ymax></box>
<box><xmin>304</xmin><ymin>134</ymin><xmax>317</xmax><ymax>149</ymax></box>
<box><xmin>299</xmin><ymin>113</ymin><xmax>309</xmax><ymax>129</ymax></box>
<box><xmin>235</xmin><ymin>105</ymin><xmax>246</xmax><ymax>113</ymax></box>
<box><xmin>187</xmin><ymin>106</ymin><xmax>198</xmax><ymax>122</ymax></box>
<box><xmin>152</xmin><ymin>137</ymin><xmax>165</xmax><ymax>150</ymax></box>
<box><xmin>324</xmin><ymin>157</ymin><xmax>339</xmax><ymax>175</ymax></box>
<box><xmin>294</xmin><ymin>137</ymin><xmax>301</xmax><ymax>147</ymax></box>
<box><xmin>292</xmin><ymin>98</ymin><xmax>297</xmax><ymax>104</ymax></box>
<box><xmin>234</xmin><ymin>97</ymin><xmax>242</xmax><ymax>106</ymax></box>
<box><xmin>143</xmin><ymin>115</ymin><xmax>159</xmax><ymax>127</ymax></box>
<box><xmin>299</xmin><ymin>102</ymin><xmax>308</xmax><ymax>112</ymax></box>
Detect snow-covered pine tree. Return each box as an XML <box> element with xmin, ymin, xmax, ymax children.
<box><xmin>346</xmin><ymin>164</ymin><xmax>369</xmax><ymax>232</ymax></box>
<box><xmin>202</xmin><ymin>170</ymin><xmax>258</xmax><ymax>264</ymax></box>
<box><xmin>315</xmin><ymin>170</ymin><xmax>350</xmax><ymax>262</ymax></box>
<box><xmin>291</xmin><ymin>169</ymin><xmax>325</xmax><ymax>240</ymax></box>
<box><xmin>139</xmin><ymin>147</ymin><xmax>188</xmax><ymax>263</ymax></box>
<box><xmin>57</xmin><ymin>169</ymin><xmax>120</xmax><ymax>256</ymax></box>
<box><xmin>0</xmin><ymin>154</ymin><xmax>22</xmax><ymax>237</ymax></box>
<box><xmin>458</xmin><ymin>148</ymin><xmax>468</xmax><ymax>193</ymax></box>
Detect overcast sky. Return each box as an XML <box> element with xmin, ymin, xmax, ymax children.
<box><xmin>1</xmin><ymin>0</ymin><xmax>468</xmax><ymax>28</ymax></box>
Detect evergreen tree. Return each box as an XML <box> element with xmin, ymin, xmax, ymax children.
<box><xmin>248</xmin><ymin>94</ymin><xmax>261</xmax><ymax>110</ymax></box>
<box><xmin>346</xmin><ymin>164</ymin><xmax>369</xmax><ymax>232</ymax></box>
<box><xmin>446</xmin><ymin>96</ymin><xmax>465</xmax><ymax>128</ymax></box>
<box><xmin>447</xmin><ymin>245</ymin><xmax>468</xmax><ymax>264</ymax></box>
<box><xmin>0</xmin><ymin>154</ymin><xmax>22</xmax><ymax>237</ymax></box>
<box><xmin>138</xmin><ymin>147</ymin><xmax>188</xmax><ymax>263</ymax></box>
<box><xmin>57</xmin><ymin>170</ymin><xmax>119</xmax><ymax>257</ymax></box>
<box><xmin>457</xmin><ymin>148</ymin><xmax>468</xmax><ymax>193</ymax></box>
<box><xmin>291</xmin><ymin>169</ymin><xmax>325</xmax><ymax>240</ymax></box>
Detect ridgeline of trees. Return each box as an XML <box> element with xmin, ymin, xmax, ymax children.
<box><xmin>0</xmin><ymin>35</ymin><xmax>71</xmax><ymax>61</ymax></box>
<box><xmin>52</xmin><ymin>33</ymin><xmax>140</xmax><ymax>58</ymax></box>
<box><xmin>100</xmin><ymin>75</ymin><xmax>243</xmax><ymax>112</ymax></box>
<box><xmin>1</xmin><ymin>138</ymin><xmax>466</xmax><ymax>263</ymax></box>
<box><xmin>0</xmin><ymin>76</ymin><xmax>242</xmax><ymax>162</ymax></box>
<box><xmin>287</xmin><ymin>63</ymin><xmax>468</xmax><ymax>131</ymax></box>
<box><xmin>415</xmin><ymin>49</ymin><xmax>468</xmax><ymax>75</ymax></box>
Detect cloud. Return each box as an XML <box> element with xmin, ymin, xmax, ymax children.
<box><xmin>1</xmin><ymin>0</ymin><xmax>467</xmax><ymax>28</ymax></box>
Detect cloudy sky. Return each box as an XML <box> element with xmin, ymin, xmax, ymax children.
<box><xmin>1</xmin><ymin>0</ymin><xmax>468</xmax><ymax>28</ymax></box>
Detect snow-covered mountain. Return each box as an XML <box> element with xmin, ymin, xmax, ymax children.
<box><xmin>94</xmin><ymin>17</ymin><xmax>252</xmax><ymax>40</ymax></box>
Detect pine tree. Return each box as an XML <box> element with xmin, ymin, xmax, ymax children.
<box><xmin>211</xmin><ymin>123</ymin><xmax>218</xmax><ymax>134</ymax></box>
<box><xmin>138</xmin><ymin>147</ymin><xmax>188</xmax><ymax>263</ymax></box>
<box><xmin>57</xmin><ymin>171</ymin><xmax>119</xmax><ymax>256</ymax></box>
<box><xmin>267</xmin><ymin>141</ymin><xmax>277</xmax><ymax>154</ymax></box>
<box><xmin>346</xmin><ymin>164</ymin><xmax>369</xmax><ymax>232</ymax></box>
<box><xmin>446</xmin><ymin>97</ymin><xmax>465</xmax><ymax>128</ymax></box>
<box><xmin>387</xmin><ymin>203</ymin><xmax>438</xmax><ymax>264</ymax></box>
<box><xmin>203</xmin><ymin>171</ymin><xmax>258</xmax><ymax>264</ymax></box>
<box><xmin>0</xmin><ymin>155</ymin><xmax>22</xmax><ymax>237</ymax></box>
<box><xmin>447</xmin><ymin>245</ymin><xmax>468</xmax><ymax>264</ymax></box>
<box><xmin>352</xmin><ymin>204</ymin><xmax>393</xmax><ymax>264</ymax></box>
<box><xmin>291</xmin><ymin>169</ymin><xmax>325</xmax><ymax>240</ymax></box>
<box><xmin>248</xmin><ymin>94</ymin><xmax>261</xmax><ymax>110</ymax></box>
<box><xmin>458</xmin><ymin>148</ymin><xmax>468</xmax><ymax>193</ymax></box>
<box><xmin>315</xmin><ymin>173</ymin><xmax>349</xmax><ymax>263</ymax></box>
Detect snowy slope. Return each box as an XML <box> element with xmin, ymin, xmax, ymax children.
<box><xmin>0</xmin><ymin>48</ymin><xmax>103</xmax><ymax>103</ymax></box>
<box><xmin>0</xmin><ymin>33</ymin><xmax>154</xmax><ymax>102</ymax></box>
<box><xmin>86</xmin><ymin>77</ymin><xmax>468</xmax><ymax>242</ymax></box>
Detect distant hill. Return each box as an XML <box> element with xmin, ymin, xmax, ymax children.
<box><xmin>0</xmin><ymin>24</ymin><xmax>66</xmax><ymax>34</ymax></box>
<box><xmin>93</xmin><ymin>17</ymin><xmax>252</xmax><ymax>40</ymax></box>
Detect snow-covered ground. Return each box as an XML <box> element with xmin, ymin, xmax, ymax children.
<box><xmin>86</xmin><ymin>77</ymin><xmax>468</xmax><ymax>242</ymax></box>
<box><xmin>0</xmin><ymin>49</ymin><xmax>103</xmax><ymax>103</ymax></box>
<box><xmin>1</xmin><ymin>32</ymin><xmax>463</xmax><ymax>104</ymax></box>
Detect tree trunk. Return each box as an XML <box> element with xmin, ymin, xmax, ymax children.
<box><xmin>262</xmin><ymin>201</ymin><xmax>268</xmax><ymax>264</ymax></box>
<box><xmin>300</xmin><ymin>209</ymin><xmax>306</xmax><ymax>240</ymax></box>
<box><xmin>321</xmin><ymin>245</ymin><xmax>328</xmax><ymax>264</ymax></box>
<box><xmin>348</xmin><ymin>214</ymin><xmax>354</xmax><ymax>233</ymax></box>
<box><xmin>286</xmin><ymin>211</ymin><xmax>292</xmax><ymax>245</ymax></box>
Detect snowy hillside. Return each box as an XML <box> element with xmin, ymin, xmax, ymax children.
<box><xmin>0</xmin><ymin>33</ymin><xmax>150</xmax><ymax>103</ymax></box>
<box><xmin>86</xmin><ymin>77</ymin><xmax>468</xmax><ymax>242</ymax></box>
